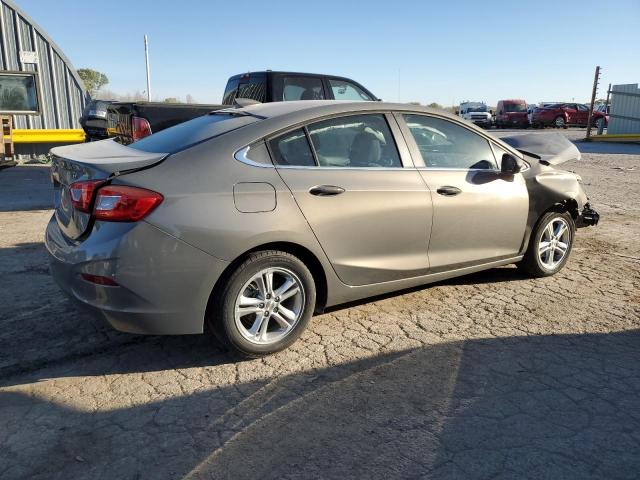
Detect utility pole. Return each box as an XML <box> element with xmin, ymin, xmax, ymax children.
<box><xmin>144</xmin><ymin>35</ymin><xmax>151</xmax><ymax>101</ymax></box>
<box><xmin>586</xmin><ymin>65</ymin><xmax>601</xmax><ymax>139</ymax></box>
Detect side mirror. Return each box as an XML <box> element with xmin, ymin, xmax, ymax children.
<box><xmin>499</xmin><ymin>110</ymin><xmax>503</xmax><ymax>115</ymax></box>
<box><xmin>455</xmin><ymin>110</ymin><xmax>460</xmax><ymax>115</ymax></box>
<box><xmin>489</xmin><ymin>109</ymin><xmax>493</xmax><ymax>115</ymax></box>
<box><xmin>501</xmin><ymin>153</ymin><xmax>521</xmax><ymax>174</ymax></box>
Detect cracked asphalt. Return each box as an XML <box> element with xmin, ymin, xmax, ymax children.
<box><xmin>1</xmin><ymin>130</ymin><xmax>639</xmax><ymax>479</ymax></box>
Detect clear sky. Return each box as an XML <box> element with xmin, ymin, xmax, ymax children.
<box><xmin>18</xmin><ymin>0</ymin><xmax>640</xmax><ymax>106</ymax></box>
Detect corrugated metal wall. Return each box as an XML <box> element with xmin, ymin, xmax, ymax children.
<box><xmin>0</xmin><ymin>0</ymin><xmax>87</xmax><ymax>129</ymax></box>
<box><xmin>608</xmin><ymin>84</ymin><xmax>640</xmax><ymax>135</ymax></box>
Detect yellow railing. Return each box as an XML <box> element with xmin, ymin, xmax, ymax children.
<box><xmin>11</xmin><ymin>129</ymin><xmax>86</xmax><ymax>143</ymax></box>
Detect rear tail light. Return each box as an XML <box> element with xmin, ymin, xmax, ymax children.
<box><xmin>132</xmin><ymin>116</ymin><xmax>152</xmax><ymax>141</ymax></box>
<box><xmin>69</xmin><ymin>180</ymin><xmax>104</xmax><ymax>212</ymax></box>
<box><xmin>70</xmin><ymin>181</ymin><xmax>163</xmax><ymax>222</ymax></box>
<box><xmin>94</xmin><ymin>185</ymin><xmax>163</xmax><ymax>221</ymax></box>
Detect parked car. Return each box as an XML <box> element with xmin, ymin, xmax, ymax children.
<box><xmin>80</xmin><ymin>99</ymin><xmax>115</xmax><ymax>141</ymax></box>
<box><xmin>108</xmin><ymin>71</ymin><xmax>377</xmax><ymax>144</ymax></box>
<box><xmin>595</xmin><ymin>103</ymin><xmax>610</xmax><ymax>128</ymax></box>
<box><xmin>457</xmin><ymin>101</ymin><xmax>492</xmax><ymax>128</ymax></box>
<box><xmin>46</xmin><ymin>101</ymin><xmax>599</xmax><ymax>356</ymax></box>
<box><xmin>495</xmin><ymin>99</ymin><xmax>529</xmax><ymax>128</ymax></box>
<box><xmin>531</xmin><ymin>103</ymin><xmax>606</xmax><ymax>128</ymax></box>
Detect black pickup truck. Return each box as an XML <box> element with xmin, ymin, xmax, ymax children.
<box><xmin>95</xmin><ymin>71</ymin><xmax>377</xmax><ymax>144</ymax></box>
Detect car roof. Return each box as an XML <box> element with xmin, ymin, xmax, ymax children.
<box><xmin>234</xmin><ymin>100</ymin><xmax>459</xmax><ymax>121</ymax></box>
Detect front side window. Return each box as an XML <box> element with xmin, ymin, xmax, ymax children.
<box><xmin>308</xmin><ymin>114</ymin><xmax>401</xmax><ymax>168</ymax></box>
<box><xmin>403</xmin><ymin>115</ymin><xmax>497</xmax><ymax>170</ymax></box>
<box><xmin>283</xmin><ymin>76</ymin><xmax>325</xmax><ymax>101</ymax></box>
<box><xmin>269</xmin><ymin>128</ymin><xmax>315</xmax><ymax>167</ymax></box>
<box><xmin>328</xmin><ymin>79</ymin><xmax>373</xmax><ymax>101</ymax></box>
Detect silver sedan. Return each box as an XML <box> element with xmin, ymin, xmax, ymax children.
<box><xmin>46</xmin><ymin>101</ymin><xmax>599</xmax><ymax>356</ymax></box>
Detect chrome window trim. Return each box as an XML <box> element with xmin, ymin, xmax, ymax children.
<box><xmin>275</xmin><ymin>165</ymin><xmax>411</xmax><ymax>171</ymax></box>
<box><xmin>234</xmin><ymin>145</ymin><xmax>275</xmax><ymax>169</ymax></box>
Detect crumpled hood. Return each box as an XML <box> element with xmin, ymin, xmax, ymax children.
<box><xmin>500</xmin><ymin>132</ymin><xmax>581</xmax><ymax>165</ymax></box>
<box><xmin>50</xmin><ymin>138</ymin><xmax>168</xmax><ymax>175</ymax></box>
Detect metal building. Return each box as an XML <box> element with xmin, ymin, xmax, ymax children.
<box><xmin>608</xmin><ymin>84</ymin><xmax>640</xmax><ymax>135</ymax></box>
<box><xmin>0</xmin><ymin>0</ymin><xmax>86</xmax><ymax>156</ymax></box>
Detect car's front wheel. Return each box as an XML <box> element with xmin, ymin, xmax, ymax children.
<box><xmin>210</xmin><ymin>250</ymin><xmax>316</xmax><ymax>356</ymax></box>
<box><xmin>519</xmin><ymin>211</ymin><xmax>575</xmax><ymax>277</ymax></box>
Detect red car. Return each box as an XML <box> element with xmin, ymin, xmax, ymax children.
<box><xmin>531</xmin><ymin>103</ymin><xmax>606</xmax><ymax>128</ymax></box>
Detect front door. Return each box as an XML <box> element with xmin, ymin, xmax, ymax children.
<box><xmin>398</xmin><ymin>113</ymin><xmax>529</xmax><ymax>271</ymax></box>
<box><xmin>269</xmin><ymin>113</ymin><xmax>432</xmax><ymax>286</ymax></box>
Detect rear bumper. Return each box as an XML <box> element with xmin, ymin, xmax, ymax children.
<box><xmin>576</xmin><ymin>204</ymin><xmax>600</xmax><ymax>228</ymax></box>
<box><xmin>45</xmin><ymin>216</ymin><xmax>229</xmax><ymax>335</ymax></box>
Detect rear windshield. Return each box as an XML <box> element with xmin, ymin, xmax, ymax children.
<box><xmin>129</xmin><ymin>113</ymin><xmax>259</xmax><ymax>154</ymax></box>
<box><xmin>222</xmin><ymin>74</ymin><xmax>267</xmax><ymax>105</ymax></box>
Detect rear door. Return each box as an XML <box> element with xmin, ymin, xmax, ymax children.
<box><xmin>397</xmin><ymin>113</ymin><xmax>528</xmax><ymax>270</ymax></box>
<box><xmin>271</xmin><ymin>112</ymin><xmax>432</xmax><ymax>286</ymax></box>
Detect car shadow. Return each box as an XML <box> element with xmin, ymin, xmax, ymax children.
<box><xmin>325</xmin><ymin>265</ymin><xmax>528</xmax><ymax>314</ymax></box>
<box><xmin>1</xmin><ymin>329</ymin><xmax>638</xmax><ymax>479</ymax></box>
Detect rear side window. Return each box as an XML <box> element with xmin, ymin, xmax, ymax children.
<box><xmin>129</xmin><ymin>113</ymin><xmax>259</xmax><ymax>154</ymax></box>
<box><xmin>308</xmin><ymin>114</ymin><xmax>401</xmax><ymax>168</ymax></box>
<box><xmin>328</xmin><ymin>79</ymin><xmax>373</xmax><ymax>101</ymax></box>
<box><xmin>269</xmin><ymin>128</ymin><xmax>315</xmax><ymax>167</ymax></box>
<box><xmin>282</xmin><ymin>76</ymin><xmax>325</xmax><ymax>101</ymax></box>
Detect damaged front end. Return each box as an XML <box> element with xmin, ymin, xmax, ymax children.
<box><xmin>577</xmin><ymin>203</ymin><xmax>600</xmax><ymax>228</ymax></box>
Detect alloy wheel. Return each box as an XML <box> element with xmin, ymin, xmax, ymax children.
<box><xmin>538</xmin><ymin>218</ymin><xmax>571</xmax><ymax>270</ymax></box>
<box><xmin>234</xmin><ymin>267</ymin><xmax>305</xmax><ymax>345</ymax></box>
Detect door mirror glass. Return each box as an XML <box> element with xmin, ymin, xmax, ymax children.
<box><xmin>501</xmin><ymin>154</ymin><xmax>521</xmax><ymax>174</ymax></box>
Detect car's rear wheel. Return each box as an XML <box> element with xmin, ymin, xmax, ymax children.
<box><xmin>555</xmin><ymin>116</ymin><xmax>567</xmax><ymax>128</ymax></box>
<box><xmin>210</xmin><ymin>250</ymin><xmax>316</xmax><ymax>356</ymax></box>
<box><xmin>519</xmin><ymin>211</ymin><xmax>575</xmax><ymax>277</ymax></box>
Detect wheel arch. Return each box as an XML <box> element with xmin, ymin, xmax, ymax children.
<box><xmin>206</xmin><ymin>241</ymin><xmax>329</xmax><ymax>323</ymax></box>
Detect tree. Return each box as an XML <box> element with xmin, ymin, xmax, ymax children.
<box><xmin>427</xmin><ymin>102</ymin><xmax>443</xmax><ymax>110</ymax></box>
<box><xmin>185</xmin><ymin>94</ymin><xmax>196</xmax><ymax>104</ymax></box>
<box><xmin>163</xmin><ymin>97</ymin><xmax>179</xmax><ymax>103</ymax></box>
<box><xmin>77</xmin><ymin>68</ymin><xmax>109</xmax><ymax>96</ymax></box>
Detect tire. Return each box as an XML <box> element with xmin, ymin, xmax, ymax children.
<box><xmin>518</xmin><ymin>211</ymin><xmax>575</xmax><ymax>277</ymax></box>
<box><xmin>554</xmin><ymin>116</ymin><xmax>567</xmax><ymax>129</ymax></box>
<box><xmin>209</xmin><ymin>250</ymin><xmax>316</xmax><ymax>357</ymax></box>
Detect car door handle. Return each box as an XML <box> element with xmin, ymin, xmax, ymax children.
<box><xmin>309</xmin><ymin>185</ymin><xmax>345</xmax><ymax>196</ymax></box>
<box><xmin>436</xmin><ymin>186</ymin><xmax>462</xmax><ymax>196</ymax></box>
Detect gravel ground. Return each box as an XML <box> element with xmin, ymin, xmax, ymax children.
<box><xmin>0</xmin><ymin>130</ymin><xmax>638</xmax><ymax>479</ymax></box>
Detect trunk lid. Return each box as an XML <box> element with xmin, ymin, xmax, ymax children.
<box><xmin>50</xmin><ymin>140</ymin><xmax>168</xmax><ymax>240</ymax></box>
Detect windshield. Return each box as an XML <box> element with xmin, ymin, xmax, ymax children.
<box><xmin>465</xmin><ymin>106</ymin><xmax>487</xmax><ymax>113</ymax></box>
<box><xmin>504</xmin><ymin>103</ymin><xmax>527</xmax><ymax>113</ymax></box>
<box><xmin>129</xmin><ymin>113</ymin><xmax>259</xmax><ymax>154</ymax></box>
